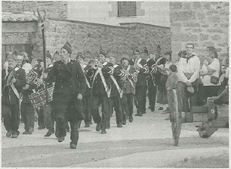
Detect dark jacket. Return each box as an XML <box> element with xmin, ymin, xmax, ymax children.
<box><xmin>45</xmin><ymin>60</ymin><xmax>86</xmax><ymax>99</ymax></box>
<box><xmin>114</xmin><ymin>64</ymin><xmax>136</xmax><ymax>94</ymax></box>
<box><xmin>2</xmin><ymin>68</ymin><xmax>26</xmax><ymax>104</ymax></box>
<box><xmin>89</xmin><ymin>63</ymin><xmax>111</xmax><ymax>96</ymax></box>
<box><xmin>152</xmin><ymin>57</ymin><xmax>166</xmax><ymax>85</ymax></box>
<box><xmin>130</xmin><ymin>58</ymin><xmax>149</xmax><ymax>87</ymax></box>
<box><xmin>84</xmin><ymin>65</ymin><xmax>94</xmax><ymax>96</ymax></box>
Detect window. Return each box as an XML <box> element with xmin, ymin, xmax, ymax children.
<box><xmin>117</xmin><ymin>1</ymin><xmax>137</xmax><ymax>17</ymax></box>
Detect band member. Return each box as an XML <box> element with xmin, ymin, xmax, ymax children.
<box><xmin>151</xmin><ymin>50</ymin><xmax>166</xmax><ymax>110</ymax></box>
<box><xmin>83</xmin><ymin>59</ymin><xmax>94</xmax><ymax>127</ymax></box>
<box><xmin>116</xmin><ymin>57</ymin><xmax>137</xmax><ymax>124</ymax></box>
<box><xmin>89</xmin><ymin>49</ymin><xmax>111</xmax><ymax>134</ymax></box>
<box><xmin>108</xmin><ymin>56</ymin><xmax>123</xmax><ymax>128</ymax></box>
<box><xmin>2</xmin><ymin>54</ymin><xmax>26</xmax><ymax>138</ymax></box>
<box><xmin>146</xmin><ymin>53</ymin><xmax>157</xmax><ymax>112</ymax></box>
<box><xmin>130</xmin><ymin>49</ymin><xmax>149</xmax><ymax>116</ymax></box>
<box><xmin>44</xmin><ymin>42</ymin><xmax>86</xmax><ymax>149</ymax></box>
<box><xmin>42</xmin><ymin>55</ymin><xmax>56</xmax><ymax>137</ymax></box>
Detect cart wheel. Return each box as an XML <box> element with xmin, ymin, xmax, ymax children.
<box><xmin>197</xmin><ymin>122</ymin><xmax>218</xmax><ymax>138</ymax></box>
<box><xmin>171</xmin><ymin>111</ymin><xmax>182</xmax><ymax>146</ymax></box>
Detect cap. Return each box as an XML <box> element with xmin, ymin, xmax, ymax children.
<box><xmin>61</xmin><ymin>41</ymin><xmax>72</xmax><ymax>54</ymax></box>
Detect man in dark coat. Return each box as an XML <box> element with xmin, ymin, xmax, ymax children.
<box><xmin>2</xmin><ymin>54</ymin><xmax>26</xmax><ymax>138</ymax></box>
<box><xmin>130</xmin><ymin>49</ymin><xmax>149</xmax><ymax>116</ymax></box>
<box><xmin>87</xmin><ymin>50</ymin><xmax>111</xmax><ymax>134</ymax></box>
<box><xmin>44</xmin><ymin>42</ymin><xmax>86</xmax><ymax>149</ymax></box>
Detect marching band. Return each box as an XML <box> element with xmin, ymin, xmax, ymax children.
<box><xmin>3</xmin><ymin>41</ymin><xmax>217</xmax><ymax>149</ymax></box>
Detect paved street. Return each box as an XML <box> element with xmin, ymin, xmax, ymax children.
<box><xmin>2</xmin><ymin>107</ymin><xmax>229</xmax><ymax>168</ymax></box>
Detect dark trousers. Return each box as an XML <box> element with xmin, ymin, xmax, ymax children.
<box><xmin>2</xmin><ymin>104</ymin><xmax>20</xmax><ymax>132</ymax></box>
<box><xmin>83</xmin><ymin>95</ymin><xmax>92</xmax><ymax>125</ymax></box>
<box><xmin>178</xmin><ymin>81</ymin><xmax>198</xmax><ymax>112</ymax></box>
<box><xmin>148</xmin><ymin>80</ymin><xmax>157</xmax><ymax>111</ymax></box>
<box><xmin>122</xmin><ymin>93</ymin><xmax>134</xmax><ymax>122</ymax></box>
<box><xmin>203</xmin><ymin>86</ymin><xmax>220</xmax><ymax>101</ymax></box>
<box><xmin>37</xmin><ymin>107</ymin><xmax>45</xmax><ymax>128</ymax></box>
<box><xmin>55</xmin><ymin>119</ymin><xmax>80</xmax><ymax>145</ymax></box>
<box><xmin>43</xmin><ymin>103</ymin><xmax>54</xmax><ymax>133</ymax></box>
<box><xmin>92</xmin><ymin>95</ymin><xmax>110</xmax><ymax>130</ymax></box>
<box><xmin>135</xmin><ymin>86</ymin><xmax>147</xmax><ymax>114</ymax></box>
<box><xmin>109</xmin><ymin>96</ymin><xmax>123</xmax><ymax>125</ymax></box>
<box><xmin>21</xmin><ymin>103</ymin><xmax>35</xmax><ymax>131</ymax></box>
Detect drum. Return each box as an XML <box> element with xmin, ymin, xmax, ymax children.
<box><xmin>29</xmin><ymin>86</ymin><xmax>54</xmax><ymax>108</ymax></box>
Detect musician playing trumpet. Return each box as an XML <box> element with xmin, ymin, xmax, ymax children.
<box><xmin>115</xmin><ymin>56</ymin><xmax>137</xmax><ymax>124</ymax></box>
<box><xmin>2</xmin><ymin>54</ymin><xmax>26</xmax><ymax>138</ymax></box>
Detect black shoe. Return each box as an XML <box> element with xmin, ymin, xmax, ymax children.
<box><xmin>6</xmin><ymin>130</ymin><xmax>12</xmax><ymax>138</ymax></box>
<box><xmin>135</xmin><ymin>113</ymin><xmax>142</xmax><ymax>116</ymax></box>
<box><xmin>70</xmin><ymin>143</ymin><xmax>77</xmax><ymax>149</ymax></box>
<box><xmin>23</xmin><ymin>130</ymin><xmax>29</xmax><ymax>134</ymax></box>
<box><xmin>122</xmin><ymin>121</ymin><xmax>126</xmax><ymax>125</ymax></box>
<box><xmin>11</xmin><ymin>131</ymin><xmax>19</xmax><ymax>138</ymax></box>
<box><xmin>129</xmin><ymin>116</ymin><xmax>133</xmax><ymax>122</ymax></box>
<box><xmin>158</xmin><ymin>107</ymin><xmax>163</xmax><ymax>110</ymax></box>
<box><xmin>96</xmin><ymin>123</ymin><xmax>101</xmax><ymax>131</ymax></box>
<box><xmin>58</xmin><ymin>137</ymin><xmax>65</xmax><ymax>142</ymax></box>
<box><xmin>117</xmin><ymin>123</ymin><xmax>123</xmax><ymax>128</ymax></box>
<box><xmin>38</xmin><ymin>126</ymin><xmax>45</xmax><ymax>130</ymax></box>
<box><xmin>44</xmin><ymin>131</ymin><xmax>54</xmax><ymax>137</ymax></box>
<box><xmin>106</xmin><ymin>124</ymin><xmax>110</xmax><ymax>129</ymax></box>
<box><xmin>101</xmin><ymin>130</ymin><xmax>107</xmax><ymax>134</ymax></box>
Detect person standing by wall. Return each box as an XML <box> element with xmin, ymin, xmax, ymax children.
<box><xmin>177</xmin><ymin>43</ymin><xmax>200</xmax><ymax>122</ymax></box>
<box><xmin>200</xmin><ymin>46</ymin><xmax>221</xmax><ymax>102</ymax></box>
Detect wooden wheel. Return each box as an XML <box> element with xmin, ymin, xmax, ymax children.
<box><xmin>171</xmin><ymin>90</ymin><xmax>182</xmax><ymax>146</ymax></box>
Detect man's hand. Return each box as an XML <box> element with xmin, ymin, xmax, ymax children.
<box><xmin>11</xmin><ymin>77</ymin><xmax>17</xmax><ymax>83</ymax></box>
<box><xmin>77</xmin><ymin>93</ymin><xmax>83</xmax><ymax>100</ymax></box>
<box><xmin>185</xmin><ymin>81</ymin><xmax>192</xmax><ymax>86</ymax></box>
<box><xmin>23</xmin><ymin>84</ymin><xmax>30</xmax><ymax>90</ymax></box>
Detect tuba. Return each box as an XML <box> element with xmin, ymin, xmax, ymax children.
<box><xmin>26</xmin><ymin>67</ymin><xmax>42</xmax><ymax>87</ymax></box>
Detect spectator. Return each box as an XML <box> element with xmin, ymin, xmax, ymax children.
<box><xmin>177</xmin><ymin>43</ymin><xmax>200</xmax><ymax>122</ymax></box>
<box><xmin>200</xmin><ymin>47</ymin><xmax>221</xmax><ymax>101</ymax></box>
<box><xmin>53</xmin><ymin>51</ymin><xmax>61</xmax><ymax>63</ymax></box>
<box><xmin>20</xmin><ymin>52</ymin><xmax>32</xmax><ymax>74</ymax></box>
<box><xmin>157</xmin><ymin>51</ymin><xmax>172</xmax><ymax>111</ymax></box>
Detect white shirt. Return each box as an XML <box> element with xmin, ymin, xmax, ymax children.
<box><xmin>200</xmin><ymin>58</ymin><xmax>220</xmax><ymax>86</ymax></box>
<box><xmin>178</xmin><ymin>54</ymin><xmax>200</xmax><ymax>83</ymax></box>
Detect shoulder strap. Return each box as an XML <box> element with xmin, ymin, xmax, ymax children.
<box><xmin>93</xmin><ymin>68</ymin><xmax>111</xmax><ymax>98</ymax></box>
<box><xmin>110</xmin><ymin>75</ymin><xmax>123</xmax><ymax>98</ymax></box>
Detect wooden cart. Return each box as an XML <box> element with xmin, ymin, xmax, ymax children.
<box><xmin>171</xmin><ymin>88</ymin><xmax>229</xmax><ymax>146</ymax></box>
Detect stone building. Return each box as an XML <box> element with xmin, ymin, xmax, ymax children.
<box><xmin>2</xmin><ymin>1</ymin><xmax>171</xmax><ymax>62</ymax></box>
<box><xmin>170</xmin><ymin>2</ymin><xmax>229</xmax><ymax>62</ymax></box>
<box><xmin>2</xmin><ymin>1</ymin><xmax>229</xmax><ymax>63</ymax></box>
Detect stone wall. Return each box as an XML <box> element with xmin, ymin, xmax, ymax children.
<box><xmin>170</xmin><ymin>2</ymin><xmax>229</xmax><ymax>62</ymax></box>
<box><xmin>2</xmin><ymin>1</ymin><xmax>67</xmax><ymax>20</ymax></box>
<box><xmin>44</xmin><ymin>19</ymin><xmax>171</xmax><ymax>61</ymax></box>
